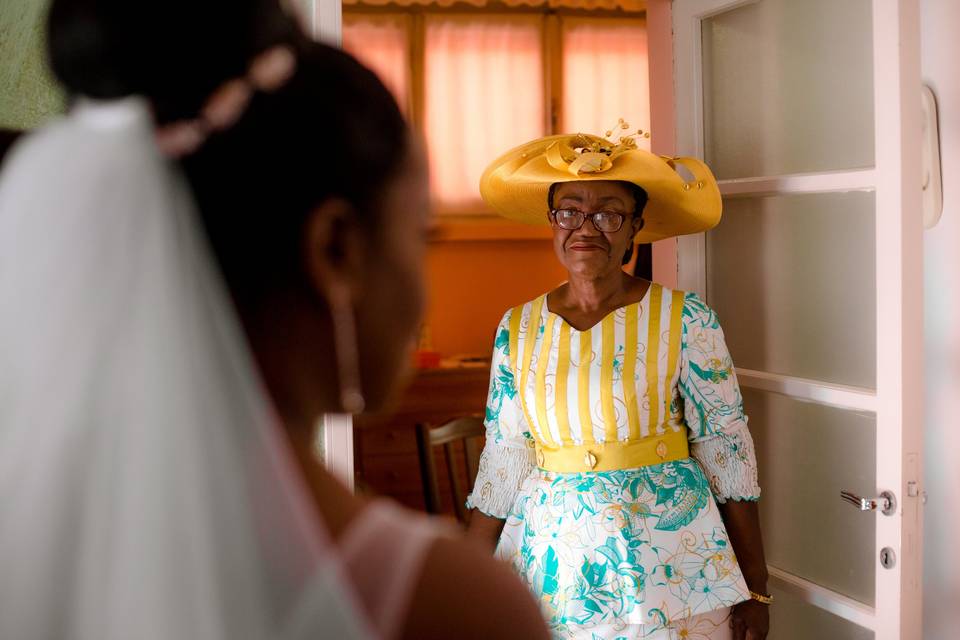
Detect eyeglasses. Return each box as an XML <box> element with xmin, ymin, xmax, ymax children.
<box><xmin>550</xmin><ymin>208</ymin><xmax>628</xmax><ymax>233</ymax></box>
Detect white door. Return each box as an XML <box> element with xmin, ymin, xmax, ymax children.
<box><xmin>670</xmin><ymin>1</ymin><xmax>924</xmax><ymax>638</ymax></box>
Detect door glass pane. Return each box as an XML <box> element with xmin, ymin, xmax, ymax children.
<box><xmin>746</xmin><ymin>389</ymin><xmax>876</xmax><ymax>605</ymax></box>
<box><xmin>706</xmin><ymin>192</ymin><xmax>876</xmax><ymax>389</ymax></box>
<box><xmin>769</xmin><ymin>585</ymin><xmax>875</xmax><ymax>640</ymax></box>
<box><xmin>701</xmin><ymin>0</ymin><xmax>874</xmax><ymax>178</ymax></box>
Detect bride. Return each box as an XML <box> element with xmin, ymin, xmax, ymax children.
<box><xmin>0</xmin><ymin>1</ymin><xmax>547</xmax><ymax>638</ymax></box>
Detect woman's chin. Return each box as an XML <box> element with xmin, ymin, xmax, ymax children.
<box><xmin>359</xmin><ymin>361</ymin><xmax>415</xmax><ymax>419</ymax></box>
<box><xmin>565</xmin><ymin>256</ymin><xmax>615</xmax><ymax>277</ymax></box>
<box><xmin>356</xmin><ymin>386</ymin><xmax>402</xmax><ymax>418</ymax></box>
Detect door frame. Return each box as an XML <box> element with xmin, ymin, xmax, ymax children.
<box><xmin>297</xmin><ymin>0</ymin><xmax>355</xmax><ymax>490</ymax></box>
<box><xmin>660</xmin><ymin>0</ymin><xmax>925</xmax><ymax>636</ymax></box>
<box><xmin>298</xmin><ymin>0</ymin><xmax>342</xmax><ymax>45</ymax></box>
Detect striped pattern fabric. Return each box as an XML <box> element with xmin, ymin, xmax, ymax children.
<box><xmin>507</xmin><ymin>283</ymin><xmax>686</xmax><ymax>450</ymax></box>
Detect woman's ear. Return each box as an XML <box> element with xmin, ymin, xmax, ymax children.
<box><xmin>302</xmin><ymin>198</ymin><xmax>367</xmax><ymax>301</ymax></box>
<box><xmin>633</xmin><ymin>215</ymin><xmax>645</xmax><ymax>233</ymax></box>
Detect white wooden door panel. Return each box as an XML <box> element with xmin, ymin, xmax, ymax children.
<box><xmin>671</xmin><ymin>0</ymin><xmax>924</xmax><ymax>637</ymax></box>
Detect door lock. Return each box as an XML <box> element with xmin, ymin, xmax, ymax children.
<box><xmin>880</xmin><ymin>547</ymin><xmax>896</xmax><ymax>569</ymax></box>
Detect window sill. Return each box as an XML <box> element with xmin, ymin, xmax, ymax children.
<box><xmin>430</xmin><ymin>213</ymin><xmax>554</xmax><ymax>242</ymax></box>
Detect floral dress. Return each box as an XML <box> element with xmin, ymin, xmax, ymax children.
<box><xmin>466</xmin><ymin>284</ymin><xmax>761</xmax><ymax>640</ymax></box>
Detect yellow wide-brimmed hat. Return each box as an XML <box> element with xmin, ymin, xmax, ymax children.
<box><xmin>479</xmin><ymin>131</ymin><xmax>722</xmax><ymax>243</ymax></box>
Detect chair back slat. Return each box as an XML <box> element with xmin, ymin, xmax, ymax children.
<box><xmin>415</xmin><ymin>416</ymin><xmax>485</xmax><ymax>522</ymax></box>
<box><xmin>429</xmin><ymin>416</ymin><xmax>485</xmax><ymax>445</ymax></box>
<box><xmin>444</xmin><ymin>441</ymin><xmax>467</xmax><ymax>522</ymax></box>
<box><xmin>415</xmin><ymin>423</ymin><xmax>442</xmax><ymax>514</ymax></box>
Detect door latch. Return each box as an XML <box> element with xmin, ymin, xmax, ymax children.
<box><xmin>840</xmin><ymin>489</ymin><xmax>897</xmax><ymax>516</ymax></box>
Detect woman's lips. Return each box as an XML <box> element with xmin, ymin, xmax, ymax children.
<box><xmin>568</xmin><ymin>243</ymin><xmax>606</xmax><ymax>252</ymax></box>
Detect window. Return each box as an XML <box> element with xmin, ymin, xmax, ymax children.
<box><xmin>561</xmin><ymin>17</ymin><xmax>649</xmax><ymax>146</ymax></box>
<box><xmin>424</xmin><ymin>15</ymin><xmax>545</xmax><ymax>207</ymax></box>
<box><xmin>342</xmin><ymin>5</ymin><xmax>649</xmax><ymax>215</ymax></box>
<box><xmin>341</xmin><ymin>14</ymin><xmax>411</xmax><ymax>113</ymax></box>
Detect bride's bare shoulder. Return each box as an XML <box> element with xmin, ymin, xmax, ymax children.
<box><xmin>401</xmin><ymin>535</ymin><xmax>549</xmax><ymax>640</ymax></box>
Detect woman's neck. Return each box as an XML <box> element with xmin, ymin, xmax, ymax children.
<box><xmin>285</xmin><ymin>422</ymin><xmax>366</xmax><ymax>541</ymax></box>
<box><xmin>242</xmin><ymin>296</ymin><xmax>340</xmax><ymax>430</ymax></box>
<box><xmin>244</xmin><ymin>305</ymin><xmax>368</xmax><ymax>540</ymax></box>
<box><xmin>562</xmin><ymin>270</ymin><xmax>633</xmax><ymax>313</ymax></box>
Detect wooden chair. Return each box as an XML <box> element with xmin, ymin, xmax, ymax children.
<box><xmin>415</xmin><ymin>416</ymin><xmax>485</xmax><ymax>523</ymax></box>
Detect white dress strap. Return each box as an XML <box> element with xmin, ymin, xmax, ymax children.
<box><xmin>337</xmin><ymin>501</ymin><xmax>449</xmax><ymax>640</ymax></box>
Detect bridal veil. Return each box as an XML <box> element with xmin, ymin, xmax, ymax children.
<box><xmin>0</xmin><ymin>98</ymin><xmax>372</xmax><ymax>639</ymax></box>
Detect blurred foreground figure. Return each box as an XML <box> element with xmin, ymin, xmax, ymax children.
<box><xmin>0</xmin><ymin>1</ymin><xmax>548</xmax><ymax>639</ymax></box>
<box><xmin>0</xmin><ymin>129</ymin><xmax>21</xmax><ymax>164</ymax></box>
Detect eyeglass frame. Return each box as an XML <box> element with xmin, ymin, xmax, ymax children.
<box><xmin>548</xmin><ymin>207</ymin><xmax>637</xmax><ymax>233</ymax></box>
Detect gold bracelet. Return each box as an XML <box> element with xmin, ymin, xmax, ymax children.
<box><xmin>749</xmin><ymin>590</ymin><xmax>774</xmax><ymax>605</ymax></box>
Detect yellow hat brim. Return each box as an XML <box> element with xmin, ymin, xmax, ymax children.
<box><xmin>479</xmin><ymin>134</ymin><xmax>722</xmax><ymax>243</ymax></box>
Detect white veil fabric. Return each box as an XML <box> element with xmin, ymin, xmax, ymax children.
<box><xmin>0</xmin><ymin>98</ymin><xmax>374</xmax><ymax>640</ymax></box>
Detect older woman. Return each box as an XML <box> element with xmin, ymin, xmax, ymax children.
<box><xmin>467</xmin><ymin>132</ymin><xmax>770</xmax><ymax>640</ymax></box>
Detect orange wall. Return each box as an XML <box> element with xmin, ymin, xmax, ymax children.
<box><xmin>424</xmin><ymin>239</ymin><xmax>567</xmax><ymax>357</ymax></box>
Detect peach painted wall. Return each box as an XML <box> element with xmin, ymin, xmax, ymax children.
<box><xmin>423</xmin><ymin>238</ymin><xmax>567</xmax><ymax>357</ymax></box>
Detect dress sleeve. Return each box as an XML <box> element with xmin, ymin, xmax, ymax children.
<box><xmin>465</xmin><ymin>309</ymin><xmax>536</xmax><ymax>519</ymax></box>
<box><xmin>678</xmin><ymin>292</ymin><xmax>761</xmax><ymax>504</ymax></box>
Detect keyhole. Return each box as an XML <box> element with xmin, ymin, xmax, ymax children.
<box><xmin>880</xmin><ymin>547</ymin><xmax>897</xmax><ymax>569</ymax></box>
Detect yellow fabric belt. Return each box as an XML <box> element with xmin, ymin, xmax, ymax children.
<box><xmin>534</xmin><ymin>428</ymin><xmax>689</xmax><ymax>473</ymax></box>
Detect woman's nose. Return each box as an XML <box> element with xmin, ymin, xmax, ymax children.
<box><xmin>576</xmin><ymin>218</ymin><xmax>602</xmax><ymax>236</ymax></box>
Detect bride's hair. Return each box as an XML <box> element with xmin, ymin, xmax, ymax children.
<box><xmin>47</xmin><ymin>0</ymin><xmax>297</xmax><ymax>122</ymax></box>
<box><xmin>47</xmin><ymin>0</ymin><xmax>410</xmax><ymax>308</ymax></box>
<box><xmin>0</xmin><ymin>129</ymin><xmax>21</xmax><ymax>164</ymax></box>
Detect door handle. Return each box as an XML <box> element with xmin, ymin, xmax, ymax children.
<box><xmin>840</xmin><ymin>489</ymin><xmax>897</xmax><ymax>516</ymax></box>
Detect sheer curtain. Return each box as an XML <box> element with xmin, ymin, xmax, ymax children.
<box><xmin>342</xmin><ymin>14</ymin><xmax>411</xmax><ymax>113</ymax></box>
<box><xmin>424</xmin><ymin>15</ymin><xmax>545</xmax><ymax>207</ymax></box>
<box><xmin>561</xmin><ymin>18</ymin><xmax>650</xmax><ymax>151</ymax></box>
<box><xmin>342</xmin><ymin>0</ymin><xmax>645</xmax><ymax>10</ymax></box>
<box><xmin>341</xmin><ymin>12</ymin><xmax>650</xmax><ymax>208</ymax></box>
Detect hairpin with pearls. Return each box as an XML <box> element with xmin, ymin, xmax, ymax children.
<box><xmin>155</xmin><ymin>45</ymin><xmax>298</xmax><ymax>158</ymax></box>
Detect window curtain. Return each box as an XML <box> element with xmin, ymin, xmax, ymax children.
<box><xmin>561</xmin><ymin>17</ymin><xmax>650</xmax><ymax>150</ymax></box>
<box><xmin>342</xmin><ymin>14</ymin><xmax>411</xmax><ymax>113</ymax></box>
<box><xmin>424</xmin><ymin>14</ymin><xmax>545</xmax><ymax>207</ymax></box>
<box><xmin>343</xmin><ymin>0</ymin><xmax>646</xmax><ymax>11</ymax></box>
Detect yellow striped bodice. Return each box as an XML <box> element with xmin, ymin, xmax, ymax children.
<box><xmin>507</xmin><ymin>283</ymin><xmax>688</xmax><ymax>454</ymax></box>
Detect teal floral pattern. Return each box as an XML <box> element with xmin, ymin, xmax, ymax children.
<box><xmin>497</xmin><ymin>461</ymin><xmax>745</xmax><ymax>638</ymax></box>
<box><xmin>484</xmin><ymin>320</ymin><xmax>529</xmax><ymax>442</ymax></box>
<box><xmin>467</xmin><ymin>289</ymin><xmax>759</xmax><ymax>638</ymax></box>
<box><xmin>680</xmin><ymin>293</ymin><xmax>761</xmax><ymax>504</ymax></box>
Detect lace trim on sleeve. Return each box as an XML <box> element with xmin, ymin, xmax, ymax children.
<box><xmin>690</xmin><ymin>420</ymin><xmax>762</xmax><ymax>504</ymax></box>
<box><xmin>465</xmin><ymin>440</ymin><xmax>535</xmax><ymax>519</ymax></box>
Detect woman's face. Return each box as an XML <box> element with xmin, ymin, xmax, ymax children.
<box><xmin>549</xmin><ymin>180</ymin><xmax>642</xmax><ymax>279</ymax></box>
<box><xmin>353</xmin><ymin>142</ymin><xmax>431</xmax><ymax>412</ymax></box>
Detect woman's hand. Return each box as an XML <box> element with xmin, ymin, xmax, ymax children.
<box><xmin>716</xmin><ymin>501</ymin><xmax>770</xmax><ymax>640</ymax></box>
<box><xmin>730</xmin><ymin>599</ymin><xmax>769</xmax><ymax>640</ymax></box>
